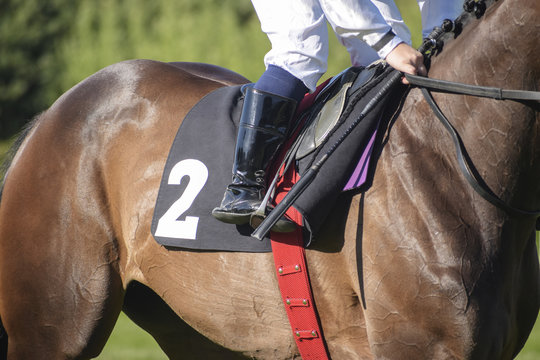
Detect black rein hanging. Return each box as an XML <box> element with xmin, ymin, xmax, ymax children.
<box><xmin>404</xmin><ymin>73</ymin><xmax>540</xmax><ymax>220</ymax></box>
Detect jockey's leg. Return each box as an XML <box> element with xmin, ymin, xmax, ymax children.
<box><xmin>212</xmin><ymin>69</ymin><xmax>303</xmax><ymax>231</ymax></box>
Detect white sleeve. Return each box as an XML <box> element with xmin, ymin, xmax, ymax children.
<box><xmin>371</xmin><ymin>0</ymin><xmax>412</xmax><ymax>46</ymax></box>
<box><xmin>251</xmin><ymin>0</ymin><xmax>330</xmax><ymax>91</ymax></box>
<box><xmin>318</xmin><ymin>0</ymin><xmax>408</xmax><ymax>60</ymax></box>
<box><xmin>417</xmin><ymin>0</ymin><xmax>463</xmax><ymax>37</ymax></box>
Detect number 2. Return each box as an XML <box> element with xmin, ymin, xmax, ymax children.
<box><xmin>155</xmin><ymin>159</ymin><xmax>208</xmax><ymax>240</ymax></box>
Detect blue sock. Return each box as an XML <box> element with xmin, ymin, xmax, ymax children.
<box><xmin>254</xmin><ymin>65</ymin><xmax>308</xmax><ymax>103</ymax></box>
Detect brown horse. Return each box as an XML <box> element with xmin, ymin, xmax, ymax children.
<box><xmin>0</xmin><ymin>0</ymin><xmax>538</xmax><ymax>358</ymax></box>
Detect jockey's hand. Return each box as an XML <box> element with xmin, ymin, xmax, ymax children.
<box><xmin>385</xmin><ymin>42</ymin><xmax>427</xmax><ymax>84</ymax></box>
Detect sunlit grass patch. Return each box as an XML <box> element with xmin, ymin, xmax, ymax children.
<box><xmin>98</xmin><ymin>313</ymin><xmax>165</xmax><ymax>360</ymax></box>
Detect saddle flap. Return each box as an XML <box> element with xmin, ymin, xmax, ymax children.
<box><xmin>296</xmin><ymin>82</ymin><xmax>352</xmax><ymax>159</ymax></box>
<box><xmin>295</xmin><ymin>65</ymin><xmax>379</xmax><ymax>160</ymax></box>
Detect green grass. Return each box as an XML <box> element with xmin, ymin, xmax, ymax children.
<box><xmin>98</xmin><ymin>313</ymin><xmax>165</xmax><ymax>360</ymax></box>
<box><xmin>517</xmin><ymin>313</ymin><xmax>540</xmax><ymax>359</ymax></box>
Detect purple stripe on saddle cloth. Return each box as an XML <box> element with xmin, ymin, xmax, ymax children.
<box><xmin>343</xmin><ymin>130</ymin><xmax>377</xmax><ymax>191</ymax></box>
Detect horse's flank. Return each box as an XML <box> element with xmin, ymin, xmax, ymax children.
<box><xmin>0</xmin><ymin>0</ymin><xmax>538</xmax><ymax>358</ymax></box>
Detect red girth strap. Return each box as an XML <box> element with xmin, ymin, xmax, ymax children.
<box><xmin>270</xmin><ymin>173</ymin><xmax>330</xmax><ymax>359</ymax></box>
<box><xmin>269</xmin><ymin>81</ymin><xmax>331</xmax><ymax>359</ymax></box>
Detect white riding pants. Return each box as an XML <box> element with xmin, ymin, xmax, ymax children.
<box><xmin>251</xmin><ymin>0</ymin><xmax>462</xmax><ymax>91</ymax></box>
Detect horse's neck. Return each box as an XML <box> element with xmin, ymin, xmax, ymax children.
<box><xmin>417</xmin><ymin>0</ymin><xmax>540</xmax><ymax>215</ymax></box>
<box><xmin>434</xmin><ymin>0</ymin><xmax>539</xmax><ymax>87</ymax></box>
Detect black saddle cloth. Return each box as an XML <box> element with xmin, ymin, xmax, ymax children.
<box><xmin>151</xmin><ymin>64</ymin><xmax>405</xmax><ymax>252</ymax></box>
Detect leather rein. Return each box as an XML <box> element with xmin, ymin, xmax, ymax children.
<box><xmin>405</xmin><ymin>73</ymin><xmax>540</xmax><ymax>219</ymax></box>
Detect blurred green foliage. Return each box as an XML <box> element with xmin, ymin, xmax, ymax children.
<box><xmin>0</xmin><ymin>0</ymin><xmax>78</xmax><ymax>137</ymax></box>
<box><xmin>0</xmin><ymin>0</ymin><xmax>422</xmax><ymax>139</ymax></box>
<box><xmin>57</xmin><ymin>0</ymin><xmax>269</xmax><ymax>89</ymax></box>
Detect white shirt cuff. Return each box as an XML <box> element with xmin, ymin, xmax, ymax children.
<box><xmin>377</xmin><ymin>36</ymin><xmax>406</xmax><ymax>60</ymax></box>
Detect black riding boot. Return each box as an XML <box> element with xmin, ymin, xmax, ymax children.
<box><xmin>212</xmin><ymin>86</ymin><xmax>296</xmax><ymax>231</ymax></box>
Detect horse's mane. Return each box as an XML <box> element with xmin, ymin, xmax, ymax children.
<box><xmin>438</xmin><ymin>0</ymin><xmax>498</xmax><ymax>46</ymax></box>
<box><xmin>0</xmin><ymin>115</ymin><xmax>41</xmax><ymax>199</ymax></box>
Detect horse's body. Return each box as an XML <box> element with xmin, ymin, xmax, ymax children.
<box><xmin>0</xmin><ymin>0</ymin><xmax>538</xmax><ymax>358</ymax></box>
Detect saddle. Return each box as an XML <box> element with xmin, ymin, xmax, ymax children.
<box><xmin>296</xmin><ymin>65</ymin><xmax>382</xmax><ymax>160</ymax></box>
<box><xmin>151</xmin><ymin>62</ymin><xmax>406</xmax><ymax>251</ymax></box>
<box><xmin>270</xmin><ymin>63</ymin><xmax>406</xmax><ymax>242</ymax></box>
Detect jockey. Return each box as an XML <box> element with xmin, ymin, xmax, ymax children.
<box><xmin>212</xmin><ymin>0</ymin><xmax>462</xmax><ymax>230</ymax></box>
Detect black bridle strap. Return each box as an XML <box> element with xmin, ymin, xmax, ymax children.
<box><xmin>406</xmin><ymin>73</ymin><xmax>540</xmax><ymax>101</ymax></box>
<box><xmin>420</xmin><ymin>87</ymin><xmax>540</xmax><ymax>218</ymax></box>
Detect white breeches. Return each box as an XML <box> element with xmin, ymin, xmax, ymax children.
<box><xmin>251</xmin><ymin>0</ymin><xmax>463</xmax><ymax>91</ymax></box>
